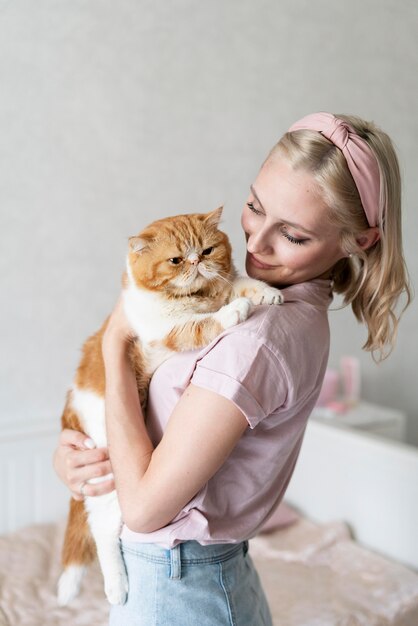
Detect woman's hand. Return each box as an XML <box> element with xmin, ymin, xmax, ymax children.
<box><xmin>102</xmin><ymin>296</ymin><xmax>136</xmax><ymax>361</ymax></box>
<box><xmin>53</xmin><ymin>429</ymin><xmax>115</xmax><ymax>500</ymax></box>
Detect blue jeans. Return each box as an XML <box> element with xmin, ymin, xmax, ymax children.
<box><xmin>109</xmin><ymin>539</ymin><xmax>273</xmax><ymax>626</ymax></box>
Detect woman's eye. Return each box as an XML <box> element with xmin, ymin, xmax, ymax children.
<box><xmin>247</xmin><ymin>202</ymin><xmax>263</xmax><ymax>215</ymax></box>
<box><xmin>169</xmin><ymin>257</ymin><xmax>183</xmax><ymax>264</ymax></box>
<box><xmin>282</xmin><ymin>230</ymin><xmax>308</xmax><ymax>246</ymax></box>
<box><xmin>202</xmin><ymin>247</ymin><xmax>213</xmax><ymax>255</ymax></box>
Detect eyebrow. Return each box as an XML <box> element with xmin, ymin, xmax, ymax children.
<box><xmin>250</xmin><ymin>185</ymin><xmax>319</xmax><ymax>237</ymax></box>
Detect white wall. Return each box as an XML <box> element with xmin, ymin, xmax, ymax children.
<box><xmin>1</xmin><ymin>1</ymin><xmax>417</xmax><ymax>441</ymax></box>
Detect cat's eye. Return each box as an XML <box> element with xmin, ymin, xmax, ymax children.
<box><xmin>169</xmin><ymin>257</ymin><xmax>183</xmax><ymax>265</ymax></box>
<box><xmin>202</xmin><ymin>247</ymin><xmax>214</xmax><ymax>255</ymax></box>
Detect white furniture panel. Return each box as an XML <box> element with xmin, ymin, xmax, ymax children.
<box><xmin>286</xmin><ymin>418</ymin><xmax>418</xmax><ymax>570</ymax></box>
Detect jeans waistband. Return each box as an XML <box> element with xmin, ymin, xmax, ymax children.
<box><xmin>121</xmin><ymin>539</ymin><xmax>249</xmax><ymax>580</ymax></box>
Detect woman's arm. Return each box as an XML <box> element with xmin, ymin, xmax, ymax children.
<box><xmin>102</xmin><ymin>300</ymin><xmax>248</xmax><ymax>533</ymax></box>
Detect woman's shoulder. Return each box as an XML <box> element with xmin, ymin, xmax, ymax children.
<box><xmin>223</xmin><ymin>278</ymin><xmax>332</xmax><ymax>350</ymax></box>
<box><xmin>279</xmin><ymin>278</ymin><xmax>333</xmax><ymax>310</ymax></box>
<box><xmin>181</xmin><ymin>278</ymin><xmax>332</xmax><ymax>391</ymax></box>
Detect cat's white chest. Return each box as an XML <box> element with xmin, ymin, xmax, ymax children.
<box><xmin>123</xmin><ymin>285</ymin><xmax>191</xmax><ymax>345</ymax></box>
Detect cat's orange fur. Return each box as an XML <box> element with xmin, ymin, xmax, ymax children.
<box><xmin>58</xmin><ymin>207</ymin><xmax>282</xmax><ymax>605</ymax></box>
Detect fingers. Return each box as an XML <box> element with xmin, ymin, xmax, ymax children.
<box><xmin>60</xmin><ymin>428</ymin><xmax>96</xmax><ymax>450</ymax></box>
<box><xmin>57</xmin><ymin>429</ymin><xmax>115</xmax><ymax>499</ymax></box>
<box><xmin>67</xmin><ymin>454</ymin><xmax>111</xmax><ymax>489</ymax></box>
<box><xmin>65</xmin><ymin>447</ymin><xmax>110</xmax><ymax>471</ymax></box>
<box><xmin>71</xmin><ymin>477</ymin><xmax>115</xmax><ymax>500</ymax></box>
<box><xmin>71</xmin><ymin>491</ymin><xmax>85</xmax><ymax>502</ymax></box>
<box><xmin>102</xmin><ymin>296</ymin><xmax>136</xmax><ymax>355</ymax></box>
<box><xmin>72</xmin><ymin>460</ymin><xmax>113</xmax><ymax>485</ymax></box>
<box><xmin>68</xmin><ymin>459</ymin><xmax>113</xmax><ymax>495</ymax></box>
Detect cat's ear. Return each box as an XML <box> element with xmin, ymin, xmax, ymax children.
<box><xmin>203</xmin><ymin>206</ymin><xmax>223</xmax><ymax>229</ymax></box>
<box><xmin>130</xmin><ymin>227</ymin><xmax>157</xmax><ymax>254</ymax></box>
<box><xmin>129</xmin><ymin>236</ymin><xmax>149</xmax><ymax>254</ymax></box>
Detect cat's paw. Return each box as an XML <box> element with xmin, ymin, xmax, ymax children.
<box><xmin>105</xmin><ymin>569</ymin><xmax>129</xmax><ymax>605</ymax></box>
<box><xmin>215</xmin><ymin>297</ymin><xmax>252</xmax><ymax>329</ymax></box>
<box><xmin>232</xmin><ymin>277</ymin><xmax>284</xmax><ymax>306</ymax></box>
<box><xmin>250</xmin><ymin>285</ymin><xmax>284</xmax><ymax>305</ymax></box>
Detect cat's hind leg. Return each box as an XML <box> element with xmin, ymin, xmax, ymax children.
<box><xmin>57</xmin><ymin>498</ymin><xmax>96</xmax><ymax>605</ymax></box>
<box><xmin>86</xmin><ymin>491</ymin><xmax>128</xmax><ymax>605</ymax></box>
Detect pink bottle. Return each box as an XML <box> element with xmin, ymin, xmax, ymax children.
<box><xmin>340</xmin><ymin>356</ymin><xmax>361</xmax><ymax>407</ymax></box>
<box><xmin>316</xmin><ymin>368</ymin><xmax>339</xmax><ymax>407</ymax></box>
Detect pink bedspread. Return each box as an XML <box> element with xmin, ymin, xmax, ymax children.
<box><xmin>0</xmin><ymin>515</ymin><xmax>417</xmax><ymax>625</ymax></box>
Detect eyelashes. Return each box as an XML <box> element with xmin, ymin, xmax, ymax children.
<box><xmin>281</xmin><ymin>232</ymin><xmax>307</xmax><ymax>246</ymax></box>
<box><xmin>246</xmin><ymin>202</ymin><xmax>308</xmax><ymax>245</ymax></box>
<box><xmin>246</xmin><ymin>202</ymin><xmax>262</xmax><ymax>215</ymax></box>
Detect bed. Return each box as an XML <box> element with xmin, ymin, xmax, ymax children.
<box><xmin>1</xmin><ymin>508</ymin><xmax>417</xmax><ymax>626</ymax></box>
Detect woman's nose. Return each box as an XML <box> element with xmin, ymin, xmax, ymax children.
<box><xmin>247</xmin><ymin>228</ymin><xmax>274</xmax><ymax>255</ymax></box>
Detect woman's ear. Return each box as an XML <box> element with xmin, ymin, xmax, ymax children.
<box><xmin>355</xmin><ymin>227</ymin><xmax>380</xmax><ymax>250</ymax></box>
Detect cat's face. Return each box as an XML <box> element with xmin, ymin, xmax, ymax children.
<box><xmin>127</xmin><ymin>207</ymin><xmax>233</xmax><ymax>295</ymax></box>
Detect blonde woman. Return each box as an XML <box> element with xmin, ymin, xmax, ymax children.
<box><xmin>54</xmin><ymin>112</ymin><xmax>411</xmax><ymax>625</ymax></box>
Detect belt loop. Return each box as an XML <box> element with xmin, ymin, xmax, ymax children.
<box><xmin>169</xmin><ymin>544</ymin><xmax>182</xmax><ymax>580</ymax></box>
<box><xmin>243</xmin><ymin>540</ymin><xmax>249</xmax><ymax>555</ymax></box>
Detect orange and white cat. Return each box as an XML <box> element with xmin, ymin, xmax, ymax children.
<box><xmin>57</xmin><ymin>207</ymin><xmax>283</xmax><ymax>606</ymax></box>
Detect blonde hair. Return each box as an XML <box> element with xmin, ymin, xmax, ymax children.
<box><xmin>269</xmin><ymin>114</ymin><xmax>412</xmax><ymax>362</ymax></box>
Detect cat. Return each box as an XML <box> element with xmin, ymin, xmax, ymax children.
<box><xmin>57</xmin><ymin>206</ymin><xmax>283</xmax><ymax>606</ymax></box>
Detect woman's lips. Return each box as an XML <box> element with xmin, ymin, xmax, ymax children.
<box><xmin>247</xmin><ymin>252</ymin><xmax>278</xmax><ymax>269</ymax></box>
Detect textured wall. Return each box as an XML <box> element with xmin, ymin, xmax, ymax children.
<box><xmin>1</xmin><ymin>1</ymin><xmax>417</xmax><ymax>441</ymax></box>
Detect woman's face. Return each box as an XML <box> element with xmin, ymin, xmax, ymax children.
<box><xmin>241</xmin><ymin>155</ymin><xmax>346</xmax><ymax>287</ymax></box>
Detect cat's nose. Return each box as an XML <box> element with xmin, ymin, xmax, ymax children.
<box><xmin>187</xmin><ymin>253</ymin><xmax>199</xmax><ymax>266</ymax></box>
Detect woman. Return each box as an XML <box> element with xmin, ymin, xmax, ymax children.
<box><xmin>54</xmin><ymin>112</ymin><xmax>411</xmax><ymax>625</ymax></box>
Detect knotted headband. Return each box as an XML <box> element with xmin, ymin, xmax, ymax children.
<box><xmin>288</xmin><ymin>112</ymin><xmax>381</xmax><ymax>228</ymax></box>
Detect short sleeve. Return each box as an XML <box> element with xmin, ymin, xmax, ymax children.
<box><xmin>190</xmin><ymin>332</ymin><xmax>288</xmax><ymax>429</ymax></box>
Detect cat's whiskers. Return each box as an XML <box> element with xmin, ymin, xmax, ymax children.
<box><xmin>198</xmin><ymin>264</ymin><xmax>229</xmax><ymax>283</ymax></box>
<box><xmin>209</xmin><ymin>269</ymin><xmax>234</xmax><ymax>289</ymax></box>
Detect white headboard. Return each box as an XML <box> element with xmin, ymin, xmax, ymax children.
<box><xmin>0</xmin><ymin>419</ymin><xmax>69</xmax><ymax>535</ymax></box>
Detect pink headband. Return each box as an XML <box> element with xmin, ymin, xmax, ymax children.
<box><xmin>288</xmin><ymin>112</ymin><xmax>381</xmax><ymax>228</ymax></box>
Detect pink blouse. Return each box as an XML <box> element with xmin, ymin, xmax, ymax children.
<box><xmin>121</xmin><ymin>279</ymin><xmax>333</xmax><ymax>548</ymax></box>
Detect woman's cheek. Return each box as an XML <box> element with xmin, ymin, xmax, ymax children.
<box><xmin>240</xmin><ymin>211</ymin><xmax>246</xmax><ymax>231</ymax></box>
<box><xmin>280</xmin><ymin>244</ymin><xmax>313</xmax><ymax>270</ymax></box>
<box><xmin>241</xmin><ymin>210</ymin><xmax>252</xmax><ymax>233</ymax></box>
